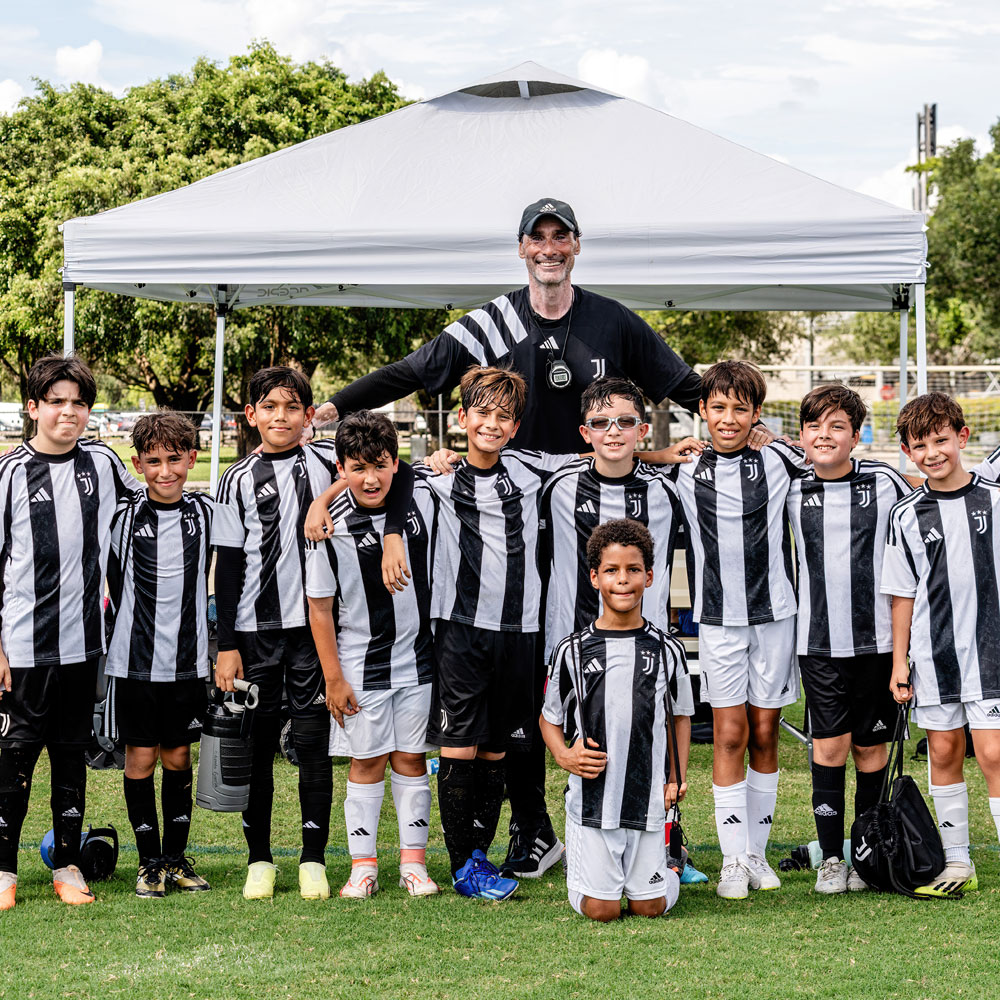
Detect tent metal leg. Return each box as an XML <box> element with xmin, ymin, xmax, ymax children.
<box><xmin>898</xmin><ymin>307</ymin><xmax>909</xmax><ymax>473</ymax></box>
<box><xmin>209</xmin><ymin>287</ymin><xmax>227</xmax><ymax>497</ymax></box>
<box><xmin>63</xmin><ymin>283</ymin><xmax>76</xmax><ymax>356</ymax></box>
<box><xmin>915</xmin><ymin>283</ymin><xmax>928</xmax><ymax>395</ymax></box>
<box><xmin>779</xmin><ymin>716</ymin><xmax>813</xmax><ymax>766</ymax></box>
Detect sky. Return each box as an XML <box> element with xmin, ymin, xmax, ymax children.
<box><xmin>1</xmin><ymin>0</ymin><xmax>997</xmax><ymax>208</ymax></box>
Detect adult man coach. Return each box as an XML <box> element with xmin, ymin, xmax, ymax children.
<box><xmin>311</xmin><ymin>198</ymin><xmax>723</xmax><ymax>882</ymax></box>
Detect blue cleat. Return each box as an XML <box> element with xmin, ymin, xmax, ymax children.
<box><xmin>680</xmin><ymin>860</ymin><xmax>709</xmax><ymax>884</ymax></box>
<box><xmin>453</xmin><ymin>850</ymin><xmax>519</xmax><ymax>900</ymax></box>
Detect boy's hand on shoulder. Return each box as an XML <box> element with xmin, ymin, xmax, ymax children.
<box><xmin>747</xmin><ymin>425</ymin><xmax>775</xmax><ymax>450</ymax></box>
<box><xmin>656</xmin><ymin>437</ymin><xmax>705</xmax><ymax>464</ymax></box>
<box><xmin>327</xmin><ymin>677</ymin><xmax>359</xmax><ymax>727</ymax></box>
<box><xmin>558</xmin><ymin>736</ymin><xmax>608</xmax><ymax>779</ymax></box>
<box><xmin>424</xmin><ymin>448</ymin><xmax>461</xmax><ymax>475</ymax></box>
<box><xmin>214</xmin><ymin>649</ymin><xmax>243</xmax><ymax>692</ymax></box>
<box><xmin>381</xmin><ymin>533</ymin><xmax>411</xmax><ymax>594</ymax></box>
<box><xmin>304</xmin><ymin>496</ymin><xmax>336</xmax><ymax>542</ymax></box>
<box><xmin>665</xmin><ymin>781</ymin><xmax>688</xmax><ymax>808</ymax></box>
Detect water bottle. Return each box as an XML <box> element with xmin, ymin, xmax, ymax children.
<box><xmin>426</xmin><ymin>757</ymin><xmax>440</xmax><ymax>775</ymax></box>
<box><xmin>808</xmin><ymin>838</ymin><xmax>853</xmax><ymax>868</ymax></box>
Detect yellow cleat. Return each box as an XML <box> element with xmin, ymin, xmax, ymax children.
<box><xmin>298</xmin><ymin>862</ymin><xmax>330</xmax><ymax>900</ymax></box>
<box><xmin>913</xmin><ymin>861</ymin><xmax>975</xmax><ymax>898</ymax></box>
<box><xmin>242</xmin><ymin>861</ymin><xmax>278</xmax><ymax>900</ymax></box>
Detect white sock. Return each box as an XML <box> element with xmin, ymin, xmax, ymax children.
<box><xmin>344</xmin><ymin>779</ymin><xmax>384</xmax><ymax>863</ymax></box>
<box><xmin>713</xmin><ymin>780</ymin><xmax>748</xmax><ymax>864</ymax></box>
<box><xmin>989</xmin><ymin>797</ymin><xmax>1000</xmax><ymax>845</ymax></box>
<box><xmin>929</xmin><ymin>781</ymin><xmax>970</xmax><ymax>865</ymax></box>
<box><xmin>391</xmin><ymin>770</ymin><xmax>431</xmax><ymax>853</ymax></box>
<box><xmin>568</xmin><ymin>889</ymin><xmax>585</xmax><ymax>916</ymax></box>
<box><xmin>745</xmin><ymin>767</ymin><xmax>779</xmax><ymax>857</ymax></box>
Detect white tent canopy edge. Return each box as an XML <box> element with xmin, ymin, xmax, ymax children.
<box><xmin>59</xmin><ymin>60</ymin><xmax>928</xmax><ymax>490</ymax></box>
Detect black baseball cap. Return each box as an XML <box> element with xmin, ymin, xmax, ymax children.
<box><xmin>518</xmin><ymin>198</ymin><xmax>579</xmax><ymax>238</ymax></box>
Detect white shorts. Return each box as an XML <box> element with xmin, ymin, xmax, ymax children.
<box><xmin>914</xmin><ymin>698</ymin><xmax>1000</xmax><ymax>731</ymax></box>
<box><xmin>329</xmin><ymin>685</ymin><xmax>434</xmax><ymax>759</ymax></box>
<box><xmin>699</xmin><ymin>618</ymin><xmax>799</xmax><ymax>709</ymax></box>
<box><xmin>564</xmin><ymin>816</ymin><xmax>679</xmax><ymax>906</ymax></box>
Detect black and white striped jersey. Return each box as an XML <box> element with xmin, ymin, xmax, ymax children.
<box><xmin>212</xmin><ymin>441</ymin><xmax>338</xmax><ymax>632</ymax></box>
<box><xmin>415</xmin><ymin>450</ymin><xmax>578</xmax><ymax>632</ymax></box>
<box><xmin>542</xmin><ymin>621</ymin><xmax>694</xmax><ymax>831</ymax></box>
<box><xmin>105</xmin><ymin>491</ymin><xmax>213</xmax><ymax>682</ymax></box>
<box><xmin>539</xmin><ymin>459</ymin><xmax>682</xmax><ymax>661</ymax></box>
<box><xmin>787</xmin><ymin>460</ymin><xmax>913</xmax><ymax>657</ymax></box>
<box><xmin>882</xmin><ymin>475</ymin><xmax>1000</xmax><ymax>706</ymax></box>
<box><xmin>0</xmin><ymin>440</ymin><xmax>140</xmax><ymax>668</ymax></box>
<box><xmin>971</xmin><ymin>447</ymin><xmax>1000</xmax><ymax>482</ymax></box>
<box><xmin>670</xmin><ymin>441</ymin><xmax>806</xmax><ymax>627</ymax></box>
<box><xmin>305</xmin><ymin>488</ymin><xmax>437</xmax><ymax>691</ymax></box>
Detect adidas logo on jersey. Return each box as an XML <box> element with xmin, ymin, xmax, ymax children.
<box><xmin>303</xmin><ymin>821</ymin><xmax>320</xmax><ymax>830</ymax></box>
<box><xmin>722</xmin><ymin>814</ymin><xmax>741</xmax><ymax>825</ymax></box>
<box><xmin>583</xmin><ymin>658</ymin><xmax>604</xmax><ymax>675</ymax></box>
<box><xmin>986</xmin><ymin>705</ymin><xmax>1000</xmax><ymax>719</ymax></box>
<box><xmin>923</xmin><ymin>527</ymin><xmax>943</xmax><ymax>544</ymax></box>
<box><xmin>695</xmin><ymin>468</ymin><xmax>714</xmax><ymax>482</ymax></box>
<box><xmin>408</xmin><ymin>818</ymin><xmax>429</xmax><ymax>828</ymax></box>
<box><xmin>188</xmin><ymin>718</ymin><xmax>201</xmax><ymax>729</ymax></box>
<box><xmin>256</xmin><ymin>482</ymin><xmax>277</xmax><ymax>499</ymax></box>
<box><xmin>648</xmin><ymin>871</ymin><xmax>664</xmax><ymax>885</ymax></box>
<box><xmin>576</xmin><ymin>500</ymin><xmax>597</xmax><ymax>515</ymax></box>
<box><xmin>351</xmin><ymin>827</ymin><xmax>369</xmax><ymax>837</ymax></box>
<box><xmin>803</xmin><ymin>494</ymin><xmax>823</xmax><ymax>508</ymax></box>
<box><xmin>136</xmin><ymin>823</ymin><xmax>153</xmax><ymax>833</ymax></box>
<box><xmin>539</xmin><ymin>336</ymin><xmax>561</xmax><ymax>351</ymax></box>
<box><xmin>358</xmin><ymin>532</ymin><xmax>379</xmax><ymax>547</ymax></box>
<box><xmin>61</xmin><ymin>807</ymin><xmax>81</xmax><ymax>818</ymax></box>
<box><xmin>30</xmin><ymin>488</ymin><xmax>52</xmax><ymax>503</ymax></box>
<box><xmin>814</xmin><ymin>803</ymin><xmax>838</xmax><ymax>817</ymax></box>
<box><xmin>134</xmin><ymin>523</ymin><xmax>155</xmax><ymax>538</ymax></box>
<box><xmin>872</xmin><ymin>719</ymin><xmax>887</xmax><ymax>732</ymax></box>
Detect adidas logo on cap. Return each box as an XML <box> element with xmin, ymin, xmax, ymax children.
<box><xmin>814</xmin><ymin>803</ymin><xmax>838</xmax><ymax>817</ymax></box>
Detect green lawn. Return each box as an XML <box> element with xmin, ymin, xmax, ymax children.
<box><xmin>4</xmin><ymin>699</ymin><xmax>998</xmax><ymax>1000</ymax></box>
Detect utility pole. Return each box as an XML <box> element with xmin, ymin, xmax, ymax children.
<box><xmin>914</xmin><ymin>103</ymin><xmax>937</xmax><ymax>212</ymax></box>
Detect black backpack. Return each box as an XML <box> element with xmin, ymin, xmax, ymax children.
<box><xmin>850</xmin><ymin>704</ymin><xmax>955</xmax><ymax>898</ymax></box>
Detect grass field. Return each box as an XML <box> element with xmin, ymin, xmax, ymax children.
<box><xmin>3</xmin><ymin>699</ymin><xmax>998</xmax><ymax>1000</ymax></box>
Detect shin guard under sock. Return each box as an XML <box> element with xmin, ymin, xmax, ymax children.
<box><xmin>811</xmin><ymin>763</ymin><xmax>846</xmax><ymax>860</ymax></box>
<box><xmin>437</xmin><ymin>757</ymin><xmax>475</xmax><ymax>876</ymax></box>
<box><xmin>160</xmin><ymin>767</ymin><xmax>193</xmax><ymax>859</ymax></box>
<box><xmin>124</xmin><ymin>773</ymin><xmax>161</xmax><ymax>864</ymax></box>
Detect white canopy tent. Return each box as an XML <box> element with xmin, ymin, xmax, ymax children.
<box><xmin>60</xmin><ymin>61</ymin><xmax>928</xmax><ymax>490</ymax></box>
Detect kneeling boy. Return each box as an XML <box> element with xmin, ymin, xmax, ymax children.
<box><xmin>106</xmin><ymin>412</ymin><xmax>213</xmax><ymax>897</ymax></box>
<box><xmin>307</xmin><ymin>411</ymin><xmax>439</xmax><ymax>898</ymax></box>
<box><xmin>540</xmin><ymin>520</ymin><xmax>693</xmax><ymax>921</ymax></box>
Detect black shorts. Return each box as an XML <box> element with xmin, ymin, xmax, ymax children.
<box><xmin>799</xmin><ymin>652</ymin><xmax>895</xmax><ymax>745</ymax></box>
<box><xmin>0</xmin><ymin>660</ymin><xmax>99</xmax><ymax>749</ymax></box>
<box><xmin>426</xmin><ymin>620</ymin><xmax>537</xmax><ymax>752</ymax></box>
<box><xmin>236</xmin><ymin>627</ymin><xmax>326</xmax><ymax>720</ymax></box>
<box><xmin>111</xmin><ymin>676</ymin><xmax>207</xmax><ymax>748</ymax></box>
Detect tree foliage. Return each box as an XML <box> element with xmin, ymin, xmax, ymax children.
<box><xmin>0</xmin><ymin>41</ymin><xmax>447</xmax><ymax>443</ymax></box>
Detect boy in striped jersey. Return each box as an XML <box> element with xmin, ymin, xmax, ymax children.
<box><xmin>306</xmin><ymin>411</ymin><xmax>439</xmax><ymax>900</ymax></box>
<box><xmin>883</xmin><ymin>393</ymin><xmax>1000</xmax><ymax>896</ymax></box>
<box><xmin>786</xmin><ymin>385</ymin><xmax>913</xmax><ymax>894</ymax></box>
<box><xmin>105</xmin><ymin>412</ymin><xmax>213</xmax><ymax>898</ymax></box>
<box><xmin>669</xmin><ymin>361</ymin><xmax>806</xmax><ymax>900</ymax></box>
<box><xmin>0</xmin><ymin>355</ymin><xmax>140</xmax><ymax>910</ymax></box>
<box><xmin>540</xmin><ymin>520</ymin><xmax>693</xmax><ymax>921</ymax></box>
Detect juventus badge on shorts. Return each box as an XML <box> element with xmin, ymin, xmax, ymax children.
<box><xmin>546</xmin><ymin>358</ymin><xmax>572</xmax><ymax>390</ymax></box>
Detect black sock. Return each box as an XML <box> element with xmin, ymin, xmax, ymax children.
<box><xmin>160</xmin><ymin>767</ymin><xmax>193</xmax><ymax>859</ymax></box>
<box><xmin>0</xmin><ymin>746</ymin><xmax>42</xmax><ymax>874</ymax></box>
<box><xmin>49</xmin><ymin>746</ymin><xmax>87</xmax><ymax>869</ymax></box>
<box><xmin>504</xmin><ymin>738</ymin><xmax>550</xmax><ymax>838</ymax></box>
<box><xmin>438</xmin><ymin>757</ymin><xmax>475</xmax><ymax>876</ymax></box>
<box><xmin>124</xmin><ymin>774</ymin><xmax>161</xmax><ymax>864</ymax></box>
<box><xmin>472</xmin><ymin>757</ymin><xmax>506</xmax><ymax>856</ymax></box>
<box><xmin>242</xmin><ymin>716</ymin><xmax>280</xmax><ymax>865</ymax></box>
<box><xmin>855</xmin><ymin>765</ymin><xmax>887</xmax><ymax>820</ymax></box>
<box><xmin>293</xmin><ymin>714</ymin><xmax>333</xmax><ymax>865</ymax></box>
<box><xmin>811</xmin><ymin>762</ymin><xmax>846</xmax><ymax>860</ymax></box>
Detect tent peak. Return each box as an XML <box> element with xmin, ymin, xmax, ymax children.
<box><xmin>453</xmin><ymin>60</ymin><xmax>608</xmax><ymax>100</ymax></box>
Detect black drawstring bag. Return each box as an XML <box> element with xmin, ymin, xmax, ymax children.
<box><xmin>850</xmin><ymin>704</ymin><xmax>955</xmax><ymax>899</ymax></box>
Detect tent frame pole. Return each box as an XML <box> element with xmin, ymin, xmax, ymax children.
<box><xmin>898</xmin><ymin>305</ymin><xmax>909</xmax><ymax>473</ymax></box>
<box><xmin>210</xmin><ymin>286</ymin><xmax>228</xmax><ymax>496</ymax></box>
<box><xmin>915</xmin><ymin>283</ymin><xmax>928</xmax><ymax>395</ymax></box>
<box><xmin>63</xmin><ymin>282</ymin><xmax>76</xmax><ymax>356</ymax></box>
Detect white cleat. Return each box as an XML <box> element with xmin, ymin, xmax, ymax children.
<box><xmin>814</xmin><ymin>858</ymin><xmax>849</xmax><ymax>894</ymax></box>
<box><xmin>716</xmin><ymin>860</ymin><xmax>750</xmax><ymax>900</ymax></box>
<box><xmin>744</xmin><ymin>853</ymin><xmax>781</xmax><ymax>890</ymax></box>
<box><xmin>340</xmin><ymin>864</ymin><xmax>379</xmax><ymax>899</ymax></box>
<box><xmin>846</xmin><ymin>866</ymin><xmax>870</xmax><ymax>892</ymax></box>
<box><xmin>399</xmin><ymin>862</ymin><xmax>440</xmax><ymax>897</ymax></box>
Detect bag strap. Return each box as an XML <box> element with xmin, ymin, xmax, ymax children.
<box><xmin>879</xmin><ymin>703</ymin><xmax>909</xmax><ymax>805</ymax></box>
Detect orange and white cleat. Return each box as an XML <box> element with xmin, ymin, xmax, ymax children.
<box><xmin>53</xmin><ymin>865</ymin><xmax>96</xmax><ymax>904</ymax></box>
<box><xmin>0</xmin><ymin>871</ymin><xmax>16</xmax><ymax>911</ymax></box>
<box><xmin>339</xmin><ymin>863</ymin><xmax>379</xmax><ymax>899</ymax></box>
<box><xmin>399</xmin><ymin>862</ymin><xmax>440</xmax><ymax>897</ymax></box>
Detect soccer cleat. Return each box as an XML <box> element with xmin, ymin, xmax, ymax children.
<box><xmin>0</xmin><ymin>871</ymin><xmax>16</xmax><ymax>911</ymax></box>
<box><xmin>399</xmin><ymin>862</ymin><xmax>440</xmax><ymax>897</ymax></box>
<box><xmin>680</xmin><ymin>860</ymin><xmax>709</xmax><ymax>884</ymax></box>
<box><xmin>53</xmin><ymin>865</ymin><xmax>96</xmax><ymax>905</ymax></box>
<box><xmin>242</xmin><ymin>861</ymin><xmax>278</xmax><ymax>900</ymax></box>
<box><xmin>499</xmin><ymin>826</ymin><xmax>564</xmax><ymax>879</ymax></box>
<box><xmin>744</xmin><ymin>853</ymin><xmax>781</xmax><ymax>890</ymax></box>
<box><xmin>135</xmin><ymin>859</ymin><xmax>168</xmax><ymax>898</ymax></box>
<box><xmin>166</xmin><ymin>855</ymin><xmax>211</xmax><ymax>892</ymax></box>
<box><xmin>846</xmin><ymin>866</ymin><xmax>870</xmax><ymax>892</ymax></box>
<box><xmin>298</xmin><ymin>862</ymin><xmax>330</xmax><ymax>900</ymax></box>
<box><xmin>716</xmin><ymin>860</ymin><xmax>750</xmax><ymax>900</ymax></box>
<box><xmin>339</xmin><ymin>864</ymin><xmax>379</xmax><ymax>899</ymax></box>
<box><xmin>454</xmin><ymin>850</ymin><xmax>518</xmax><ymax>901</ymax></box>
<box><xmin>814</xmin><ymin>858</ymin><xmax>849</xmax><ymax>895</ymax></box>
<box><xmin>914</xmin><ymin>861</ymin><xmax>975</xmax><ymax>898</ymax></box>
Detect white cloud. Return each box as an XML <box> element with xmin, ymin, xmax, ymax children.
<box><xmin>576</xmin><ymin>49</ymin><xmax>661</xmax><ymax>106</ymax></box>
<box><xmin>0</xmin><ymin>78</ymin><xmax>25</xmax><ymax>115</ymax></box>
<box><xmin>55</xmin><ymin>39</ymin><xmax>105</xmax><ymax>86</ymax></box>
